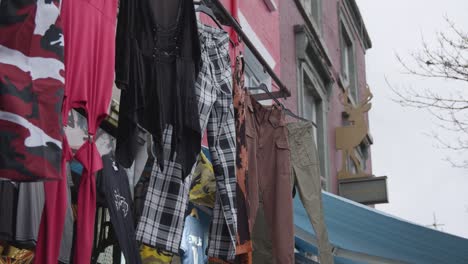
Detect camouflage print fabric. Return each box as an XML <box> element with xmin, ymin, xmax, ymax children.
<box><xmin>0</xmin><ymin>0</ymin><xmax>65</xmax><ymax>181</ymax></box>
<box><xmin>0</xmin><ymin>245</ymin><xmax>34</xmax><ymax>264</ymax></box>
<box><xmin>189</xmin><ymin>149</ymin><xmax>217</xmax><ymax>208</ymax></box>
<box><xmin>140</xmin><ymin>244</ymin><xmax>173</xmax><ymax>264</ymax></box>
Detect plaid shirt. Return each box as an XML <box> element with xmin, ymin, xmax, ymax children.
<box><xmin>136</xmin><ymin>23</ymin><xmax>237</xmax><ymax>260</ymax></box>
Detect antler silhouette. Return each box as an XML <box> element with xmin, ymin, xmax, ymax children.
<box><xmin>359</xmin><ymin>86</ymin><xmax>373</xmax><ymax>108</ymax></box>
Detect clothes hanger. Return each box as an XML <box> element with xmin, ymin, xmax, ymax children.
<box><xmin>248</xmin><ymin>83</ymin><xmax>317</xmax><ymax>127</ymax></box>
<box><xmin>190</xmin><ymin>207</ymin><xmax>199</xmax><ymax>219</ymax></box>
<box><xmin>283</xmin><ymin>107</ymin><xmax>313</xmax><ymax>124</ymax></box>
<box><xmin>195</xmin><ymin>2</ymin><xmax>223</xmax><ymax>28</ymax></box>
<box><xmin>194</xmin><ymin>0</ymin><xmax>236</xmax><ymax>46</ymax></box>
<box><xmin>248</xmin><ymin>83</ymin><xmax>283</xmax><ymax>107</ymax></box>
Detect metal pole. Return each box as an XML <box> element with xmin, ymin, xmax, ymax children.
<box><xmin>208</xmin><ymin>0</ymin><xmax>291</xmax><ymax>98</ymax></box>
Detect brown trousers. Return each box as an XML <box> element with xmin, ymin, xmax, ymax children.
<box><xmin>245</xmin><ymin>95</ymin><xmax>294</xmax><ymax>264</ymax></box>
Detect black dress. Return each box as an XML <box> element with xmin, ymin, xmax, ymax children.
<box><xmin>115</xmin><ymin>0</ymin><xmax>202</xmax><ymax>178</ymax></box>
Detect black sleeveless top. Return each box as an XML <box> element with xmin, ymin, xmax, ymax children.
<box><xmin>115</xmin><ymin>0</ymin><xmax>201</xmax><ymax>177</ymax></box>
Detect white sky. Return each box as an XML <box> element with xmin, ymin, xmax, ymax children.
<box><xmin>355</xmin><ymin>0</ymin><xmax>468</xmax><ymax>239</ymax></box>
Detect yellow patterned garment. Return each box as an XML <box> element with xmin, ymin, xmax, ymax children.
<box><xmin>0</xmin><ymin>245</ymin><xmax>34</xmax><ymax>264</ymax></box>
<box><xmin>189</xmin><ymin>151</ymin><xmax>216</xmax><ymax>208</ymax></box>
<box><xmin>140</xmin><ymin>244</ymin><xmax>173</xmax><ymax>264</ymax></box>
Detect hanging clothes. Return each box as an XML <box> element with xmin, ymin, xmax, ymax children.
<box><xmin>136</xmin><ymin>23</ymin><xmax>238</xmax><ymax>260</ymax></box>
<box><xmin>126</xmin><ymin>130</ymin><xmax>150</xmax><ymax>197</ymax></box>
<box><xmin>136</xmin><ymin>125</ymin><xmax>194</xmax><ymax>254</ymax></box>
<box><xmin>35</xmin><ymin>140</ymin><xmax>72</xmax><ymax>264</ymax></box>
<box><xmin>58</xmin><ymin>164</ymin><xmax>74</xmax><ymax>264</ymax></box>
<box><xmin>96</xmin><ymin>154</ymin><xmax>142</xmax><ymax>264</ymax></box>
<box><xmin>15</xmin><ymin>178</ymin><xmax>74</xmax><ymax>262</ymax></box>
<box><xmin>139</xmin><ymin>244</ymin><xmax>173</xmax><ymax>264</ymax></box>
<box><xmin>96</xmin><ymin>246</ymin><xmax>114</xmax><ymax>264</ymax></box>
<box><xmin>15</xmin><ymin>182</ymin><xmax>44</xmax><ymax>246</ymax></box>
<box><xmin>0</xmin><ymin>0</ymin><xmax>65</xmax><ymax>182</ymax></box>
<box><xmin>1</xmin><ymin>5</ymin><xmax>67</xmax><ymax>262</ymax></box>
<box><xmin>134</xmin><ymin>148</ymin><xmax>156</xmax><ymax>224</ymax></box>
<box><xmin>194</xmin><ymin>22</ymin><xmax>238</xmax><ymax>260</ymax></box>
<box><xmin>232</xmin><ymin>56</ymin><xmax>253</xmax><ymax>262</ymax></box>
<box><xmin>35</xmin><ymin>0</ymin><xmax>117</xmax><ymax>263</ymax></box>
<box><xmin>180</xmin><ymin>215</ymin><xmax>206</xmax><ymax>264</ymax></box>
<box><xmin>0</xmin><ymin>245</ymin><xmax>35</xmax><ymax>263</ymax></box>
<box><xmin>0</xmin><ymin>181</ymin><xmax>18</xmax><ymax>242</ymax></box>
<box><xmin>288</xmin><ymin>122</ymin><xmax>334</xmax><ymax>264</ymax></box>
<box><xmin>115</xmin><ymin>0</ymin><xmax>202</xmax><ymax>177</ymax></box>
<box><xmin>244</xmin><ymin>95</ymin><xmax>295</xmax><ymax>264</ymax></box>
<box><xmin>189</xmin><ymin>150</ymin><xmax>217</xmax><ymax>208</ymax></box>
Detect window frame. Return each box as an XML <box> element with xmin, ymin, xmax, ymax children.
<box><xmin>347</xmin><ymin>147</ymin><xmax>367</xmax><ymax>174</ymax></box>
<box><xmin>299</xmin><ymin>0</ymin><xmax>322</xmax><ymax>34</ymax></box>
<box><xmin>309</xmin><ymin>0</ymin><xmax>322</xmax><ymax>32</ymax></box>
<box><xmin>339</xmin><ymin>17</ymin><xmax>358</xmax><ymax>103</ymax></box>
<box><xmin>244</xmin><ymin>46</ymin><xmax>272</xmax><ymax>95</ymax></box>
<box><xmin>297</xmin><ymin>61</ymin><xmax>330</xmax><ymax>190</ymax></box>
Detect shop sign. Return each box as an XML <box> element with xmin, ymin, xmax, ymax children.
<box><xmin>338</xmin><ymin>176</ymin><xmax>388</xmax><ymax>205</ymax></box>
<box><xmin>336</xmin><ymin>87</ymin><xmax>373</xmax><ymax>180</ymax></box>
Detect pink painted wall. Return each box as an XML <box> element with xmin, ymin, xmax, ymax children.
<box><xmin>279</xmin><ymin>0</ymin><xmax>372</xmax><ymax>194</ymax></box>
<box><xmin>322</xmin><ymin>1</ymin><xmax>373</xmax><ymax>192</ymax></box>
<box><xmin>216</xmin><ymin>0</ymin><xmax>281</xmax><ymax>82</ymax></box>
<box><xmin>354</xmin><ymin>37</ymin><xmax>373</xmax><ymax>174</ymax></box>
<box><xmin>324</xmin><ymin>0</ymin><xmax>346</xmax><ymax>193</ymax></box>
<box><xmin>239</xmin><ymin>0</ymin><xmax>281</xmax><ymax>75</ymax></box>
<box><xmin>279</xmin><ymin>0</ymin><xmax>301</xmax><ymax>112</ymax></box>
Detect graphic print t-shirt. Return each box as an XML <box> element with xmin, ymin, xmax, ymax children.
<box><xmin>97</xmin><ymin>154</ymin><xmax>142</xmax><ymax>264</ymax></box>
<box><xmin>180</xmin><ymin>215</ymin><xmax>205</xmax><ymax>264</ymax></box>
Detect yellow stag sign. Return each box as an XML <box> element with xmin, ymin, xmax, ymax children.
<box><xmin>336</xmin><ymin>87</ymin><xmax>372</xmax><ymax>180</ymax></box>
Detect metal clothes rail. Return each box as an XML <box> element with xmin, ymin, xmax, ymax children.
<box><xmin>204</xmin><ymin>0</ymin><xmax>291</xmax><ymax>100</ymax></box>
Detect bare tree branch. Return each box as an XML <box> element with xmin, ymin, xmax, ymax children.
<box><xmin>392</xmin><ymin>19</ymin><xmax>468</xmax><ymax>168</ymax></box>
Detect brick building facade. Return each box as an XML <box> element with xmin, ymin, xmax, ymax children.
<box><xmin>218</xmin><ymin>0</ymin><xmax>373</xmax><ymax>194</ymax></box>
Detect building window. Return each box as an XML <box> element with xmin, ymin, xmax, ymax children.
<box><xmin>298</xmin><ymin>64</ymin><xmax>329</xmax><ymax>189</ymax></box>
<box><xmin>244</xmin><ymin>46</ymin><xmax>272</xmax><ymax>90</ymax></box>
<box><xmin>302</xmin><ymin>0</ymin><xmax>321</xmax><ymax>31</ymax></box>
<box><xmin>245</xmin><ymin>70</ymin><xmax>260</xmax><ymax>88</ymax></box>
<box><xmin>347</xmin><ymin>145</ymin><xmax>368</xmax><ymax>174</ymax></box>
<box><xmin>244</xmin><ymin>46</ymin><xmax>274</xmax><ymax>106</ymax></box>
<box><xmin>311</xmin><ymin>0</ymin><xmax>321</xmax><ymax>27</ymax></box>
<box><xmin>341</xmin><ymin>26</ymin><xmax>351</xmax><ymax>82</ymax></box>
<box><xmin>295</xmin><ymin>26</ymin><xmax>331</xmax><ymax>189</ymax></box>
<box><xmin>303</xmin><ymin>77</ymin><xmax>319</xmax><ymax>144</ymax></box>
<box><xmin>340</xmin><ymin>21</ymin><xmax>357</xmax><ymax>101</ymax></box>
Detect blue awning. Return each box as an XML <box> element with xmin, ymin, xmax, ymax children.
<box><xmin>294</xmin><ymin>191</ymin><xmax>468</xmax><ymax>264</ymax></box>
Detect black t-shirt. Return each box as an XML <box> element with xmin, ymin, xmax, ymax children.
<box><xmin>97</xmin><ymin>154</ymin><xmax>142</xmax><ymax>264</ymax></box>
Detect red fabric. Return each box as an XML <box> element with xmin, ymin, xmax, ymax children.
<box><xmin>0</xmin><ymin>0</ymin><xmax>65</xmax><ymax>182</ymax></box>
<box><xmin>73</xmin><ymin>141</ymin><xmax>103</xmax><ymax>263</ymax></box>
<box><xmin>60</xmin><ymin>0</ymin><xmax>117</xmax><ymax>134</ymax></box>
<box><xmin>35</xmin><ymin>139</ymin><xmax>72</xmax><ymax>264</ymax></box>
<box><xmin>35</xmin><ymin>0</ymin><xmax>117</xmax><ymax>263</ymax></box>
<box><xmin>62</xmin><ymin>0</ymin><xmax>117</xmax><ymax>263</ymax></box>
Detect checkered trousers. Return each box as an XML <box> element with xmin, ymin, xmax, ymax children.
<box><xmin>198</xmin><ymin>23</ymin><xmax>238</xmax><ymax>260</ymax></box>
<box><xmin>136</xmin><ymin>125</ymin><xmax>193</xmax><ymax>253</ymax></box>
<box><xmin>136</xmin><ymin>23</ymin><xmax>237</xmax><ymax>260</ymax></box>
